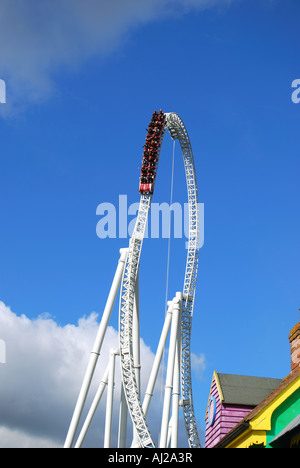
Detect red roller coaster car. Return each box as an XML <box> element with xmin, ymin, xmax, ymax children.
<box><xmin>139</xmin><ymin>110</ymin><xmax>165</xmax><ymax>194</ymax></box>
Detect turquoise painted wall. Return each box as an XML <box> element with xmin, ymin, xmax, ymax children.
<box><xmin>266</xmin><ymin>388</ymin><xmax>300</xmax><ymax>448</ymax></box>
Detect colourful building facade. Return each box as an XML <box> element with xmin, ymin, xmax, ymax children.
<box><xmin>205</xmin><ymin>322</ymin><xmax>300</xmax><ymax>448</ymax></box>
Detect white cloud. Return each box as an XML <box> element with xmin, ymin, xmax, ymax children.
<box><xmin>0</xmin><ymin>301</ymin><xmax>147</xmax><ymax>447</ymax></box>
<box><xmin>0</xmin><ymin>426</ymin><xmax>61</xmax><ymax>449</ymax></box>
<box><xmin>191</xmin><ymin>352</ymin><xmax>206</xmax><ymax>380</ymax></box>
<box><xmin>0</xmin><ymin>0</ymin><xmax>233</xmax><ymax>114</ymax></box>
<box><xmin>0</xmin><ymin>301</ymin><xmax>115</xmax><ymax>447</ymax></box>
<box><xmin>0</xmin><ymin>301</ymin><xmax>204</xmax><ymax>448</ymax></box>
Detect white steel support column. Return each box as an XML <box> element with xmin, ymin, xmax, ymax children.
<box><xmin>64</xmin><ymin>248</ymin><xmax>128</xmax><ymax>448</ymax></box>
<box><xmin>104</xmin><ymin>348</ymin><xmax>118</xmax><ymax>448</ymax></box>
<box><xmin>167</xmin><ymin>417</ymin><xmax>173</xmax><ymax>448</ymax></box>
<box><xmin>74</xmin><ymin>364</ymin><xmax>110</xmax><ymax>448</ymax></box>
<box><xmin>159</xmin><ymin>292</ymin><xmax>182</xmax><ymax>448</ymax></box>
<box><xmin>171</xmin><ymin>332</ymin><xmax>181</xmax><ymax>448</ymax></box>
<box><xmin>118</xmin><ymin>384</ymin><xmax>128</xmax><ymax>448</ymax></box>
<box><xmin>142</xmin><ymin>302</ymin><xmax>173</xmax><ymax>417</ymax></box>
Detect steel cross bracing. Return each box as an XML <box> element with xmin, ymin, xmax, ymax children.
<box><xmin>119</xmin><ymin>112</ymin><xmax>201</xmax><ymax>448</ymax></box>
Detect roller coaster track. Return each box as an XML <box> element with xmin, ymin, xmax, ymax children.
<box><xmin>119</xmin><ymin>112</ymin><xmax>201</xmax><ymax>448</ymax></box>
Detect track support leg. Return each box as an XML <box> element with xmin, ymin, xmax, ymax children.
<box><xmin>64</xmin><ymin>248</ymin><xmax>128</xmax><ymax>448</ymax></box>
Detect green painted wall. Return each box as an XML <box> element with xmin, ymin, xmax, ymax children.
<box><xmin>266</xmin><ymin>388</ymin><xmax>300</xmax><ymax>448</ymax></box>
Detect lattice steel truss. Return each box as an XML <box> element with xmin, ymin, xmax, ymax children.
<box><xmin>119</xmin><ymin>113</ymin><xmax>200</xmax><ymax>448</ymax></box>
<box><xmin>166</xmin><ymin>113</ymin><xmax>200</xmax><ymax>448</ymax></box>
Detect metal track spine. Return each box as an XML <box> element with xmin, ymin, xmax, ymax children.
<box><xmin>119</xmin><ymin>112</ymin><xmax>201</xmax><ymax>448</ymax></box>
<box><xmin>165</xmin><ymin>113</ymin><xmax>201</xmax><ymax>448</ymax></box>
<box><xmin>119</xmin><ymin>128</ymin><xmax>166</xmax><ymax>448</ymax></box>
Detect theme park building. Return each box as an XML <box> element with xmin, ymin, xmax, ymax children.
<box><xmin>205</xmin><ymin>321</ymin><xmax>300</xmax><ymax>448</ymax></box>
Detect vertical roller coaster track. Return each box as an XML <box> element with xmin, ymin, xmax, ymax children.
<box><xmin>119</xmin><ymin>112</ymin><xmax>200</xmax><ymax>448</ymax></box>
<box><xmin>64</xmin><ymin>111</ymin><xmax>201</xmax><ymax>449</ymax></box>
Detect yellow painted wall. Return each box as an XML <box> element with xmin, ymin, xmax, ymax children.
<box><xmin>226</xmin><ymin>429</ymin><xmax>266</xmax><ymax>448</ymax></box>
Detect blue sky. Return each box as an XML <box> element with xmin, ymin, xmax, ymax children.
<box><xmin>0</xmin><ymin>0</ymin><xmax>299</xmax><ymax>447</ymax></box>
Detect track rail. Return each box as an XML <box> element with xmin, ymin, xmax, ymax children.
<box><xmin>119</xmin><ymin>111</ymin><xmax>200</xmax><ymax>448</ymax></box>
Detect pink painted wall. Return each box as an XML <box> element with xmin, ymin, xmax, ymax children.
<box><xmin>205</xmin><ymin>377</ymin><xmax>253</xmax><ymax>448</ymax></box>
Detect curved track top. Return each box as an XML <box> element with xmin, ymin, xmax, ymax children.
<box><xmin>119</xmin><ymin>112</ymin><xmax>200</xmax><ymax>448</ymax></box>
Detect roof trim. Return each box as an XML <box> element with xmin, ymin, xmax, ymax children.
<box><xmin>205</xmin><ymin>371</ymin><xmax>224</xmax><ymax>419</ymax></box>
<box><xmin>214</xmin><ymin>371</ymin><xmax>224</xmax><ymax>403</ymax></box>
